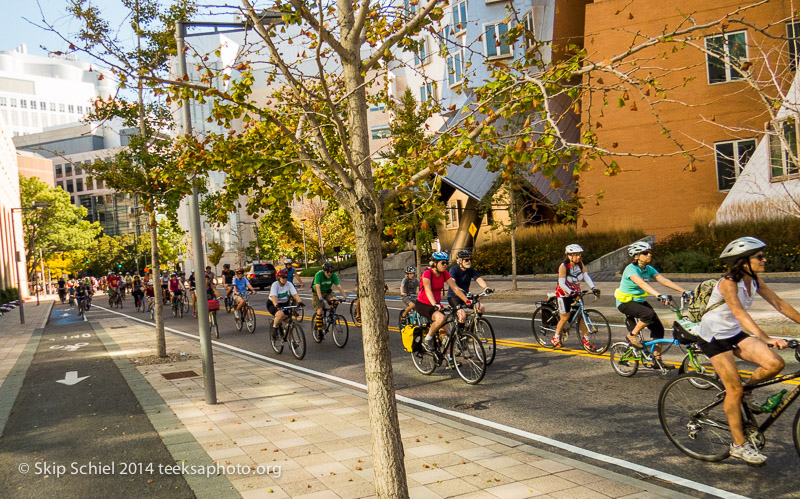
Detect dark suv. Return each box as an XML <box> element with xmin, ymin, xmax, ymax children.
<box><xmin>246</xmin><ymin>263</ymin><xmax>276</xmax><ymax>290</ymax></box>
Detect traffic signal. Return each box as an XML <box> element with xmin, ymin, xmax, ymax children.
<box><xmin>118</xmin><ymin>264</ymin><xmax>122</xmax><ymax>268</ymax></box>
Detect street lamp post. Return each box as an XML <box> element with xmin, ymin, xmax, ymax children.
<box><xmin>300</xmin><ymin>218</ymin><xmax>308</xmax><ymax>269</ymax></box>
<box><xmin>10</xmin><ymin>202</ymin><xmax>50</xmax><ymax>324</ymax></box>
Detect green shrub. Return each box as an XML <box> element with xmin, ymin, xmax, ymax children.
<box><xmin>0</xmin><ymin>287</ymin><xmax>19</xmax><ymax>304</ymax></box>
<box><xmin>658</xmin><ymin>250</ymin><xmax>717</xmax><ymax>273</ymax></box>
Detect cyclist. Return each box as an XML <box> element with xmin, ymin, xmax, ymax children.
<box><xmin>160</xmin><ymin>272</ymin><xmax>169</xmax><ymax>303</ymax></box>
<box><xmin>205</xmin><ymin>265</ymin><xmax>216</xmax><ymax>285</ymax></box>
<box><xmin>268</xmin><ymin>269</ymin><xmax>304</xmax><ymax>340</ymax></box>
<box><xmin>696</xmin><ymin>237</ymin><xmax>799</xmax><ymax>465</ymax></box>
<box><xmin>283</xmin><ymin>258</ymin><xmax>304</xmax><ymax>288</ymax></box>
<box><xmin>417</xmin><ymin>251</ymin><xmax>471</xmax><ymax>353</ymax></box>
<box><xmin>107</xmin><ymin>272</ymin><xmax>121</xmax><ymax>302</ymax></box>
<box><xmin>447</xmin><ymin>250</ymin><xmax>492</xmax><ymax>331</ymax></box>
<box><xmin>232</xmin><ymin>268</ymin><xmax>256</xmax><ymax>318</ymax></box>
<box><xmin>312</xmin><ymin>262</ymin><xmax>348</xmax><ymax>333</ymax></box>
<box><xmin>187</xmin><ymin>270</ymin><xmax>198</xmax><ymax>317</ymax></box>
<box><xmin>205</xmin><ymin>275</ymin><xmax>221</xmax><ymax>301</ymax></box>
<box><xmin>552</xmin><ymin>244</ymin><xmax>600</xmax><ymax>350</ymax></box>
<box><xmin>75</xmin><ymin>281</ymin><xmax>89</xmax><ymax>316</ymax></box>
<box><xmin>123</xmin><ymin>272</ymin><xmax>133</xmax><ymax>297</ymax></box>
<box><xmin>399</xmin><ymin>266</ymin><xmax>419</xmax><ymax>324</ymax></box>
<box><xmin>144</xmin><ymin>281</ymin><xmax>155</xmax><ymax>311</ymax></box>
<box><xmin>57</xmin><ymin>277</ymin><xmax>67</xmax><ymax>303</ymax></box>
<box><xmin>615</xmin><ymin>241</ymin><xmax>688</xmax><ymax>365</ymax></box>
<box><xmin>132</xmin><ymin>275</ymin><xmax>144</xmax><ymax>310</ymax></box>
<box><xmin>168</xmin><ymin>273</ymin><xmax>183</xmax><ymax>311</ymax></box>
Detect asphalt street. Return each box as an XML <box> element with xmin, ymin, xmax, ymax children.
<box><xmin>89</xmin><ymin>291</ymin><xmax>800</xmax><ymax>499</ymax></box>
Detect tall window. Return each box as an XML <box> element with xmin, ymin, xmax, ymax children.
<box><xmin>0</xmin><ymin>97</ymin><xmax>6</xmax><ymax>106</ymax></box>
<box><xmin>705</xmin><ymin>31</ymin><xmax>747</xmax><ymax>84</ymax></box>
<box><xmin>76</xmin><ymin>179</ymin><xmax>83</xmax><ymax>192</ymax></box>
<box><xmin>39</xmin><ymin>101</ymin><xmax>46</xmax><ymax>111</ymax></box>
<box><xmin>50</xmin><ymin>102</ymin><xmax>56</xmax><ymax>111</ymax></box>
<box><xmin>420</xmin><ymin>82</ymin><xmax>434</xmax><ymax>103</ymax></box>
<box><xmin>371</xmin><ymin>125</ymin><xmax>391</xmax><ymax>140</ymax></box>
<box><xmin>66</xmin><ymin>180</ymin><xmax>74</xmax><ymax>193</ymax></box>
<box><xmin>770</xmin><ymin>117</ymin><xmax>800</xmax><ymax>179</ymax></box>
<box><xmin>788</xmin><ymin>21</ymin><xmax>800</xmax><ymax>73</ymax></box>
<box><xmin>59</xmin><ymin>103</ymin><xmax>66</xmax><ymax>112</ymax></box>
<box><xmin>55</xmin><ymin>164</ymin><xmax>63</xmax><ymax>177</ymax></box>
<box><xmin>65</xmin><ymin>164</ymin><xmax>73</xmax><ymax>175</ymax></box>
<box><xmin>521</xmin><ymin>9</ymin><xmax>535</xmax><ymax>47</ymax></box>
<box><xmin>413</xmin><ymin>38</ymin><xmax>428</xmax><ymax>66</ymax></box>
<box><xmin>484</xmin><ymin>22</ymin><xmax>512</xmax><ymax>58</ymax></box>
<box><xmin>10</xmin><ymin>98</ymin><xmax>17</xmax><ymax>107</ymax></box>
<box><xmin>20</xmin><ymin>100</ymin><xmax>27</xmax><ymax>109</ymax></box>
<box><xmin>714</xmin><ymin>138</ymin><xmax>756</xmax><ymax>191</ymax></box>
<box><xmin>68</xmin><ymin>104</ymin><xmax>74</xmax><ymax>113</ymax></box>
<box><xmin>447</xmin><ymin>49</ymin><xmax>464</xmax><ymax>86</ymax></box>
<box><xmin>74</xmin><ymin>162</ymin><xmax>82</xmax><ymax>175</ymax></box>
<box><xmin>452</xmin><ymin>0</ymin><xmax>467</xmax><ymax>33</ymax></box>
<box><xmin>446</xmin><ymin>202</ymin><xmax>460</xmax><ymax>228</ymax></box>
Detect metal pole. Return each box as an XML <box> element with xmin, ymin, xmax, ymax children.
<box><xmin>301</xmin><ymin>222</ymin><xmax>308</xmax><ymax>269</ymax></box>
<box><xmin>39</xmin><ymin>248</ymin><xmax>46</xmax><ymax>296</ymax></box>
<box><xmin>10</xmin><ymin>209</ymin><xmax>24</xmax><ymax>324</ymax></box>
<box><xmin>253</xmin><ymin>224</ymin><xmax>260</xmax><ymax>261</ymax></box>
<box><xmin>317</xmin><ymin>224</ymin><xmax>324</xmax><ymax>261</ymax></box>
<box><xmin>177</xmin><ymin>20</ymin><xmax>216</xmax><ymax>405</ymax></box>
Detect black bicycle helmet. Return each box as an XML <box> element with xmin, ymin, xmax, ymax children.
<box><xmin>457</xmin><ymin>249</ymin><xmax>471</xmax><ymax>259</ymax></box>
<box><xmin>322</xmin><ymin>262</ymin><xmax>334</xmax><ymax>271</ymax></box>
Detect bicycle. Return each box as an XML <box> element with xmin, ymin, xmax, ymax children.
<box><xmin>224</xmin><ymin>291</ymin><xmax>234</xmax><ymax>313</ymax></box>
<box><xmin>314</xmin><ymin>298</ymin><xmax>349</xmax><ymax>348</ymax></box>
<box><xmin>208</xmin><ymin>301</ymin><xmax>220</xmax><ymax>339</ymax></box>
<box><xmin>658</xmin><ymin>340</ymin><xmax>800</xmax><ymax>463</ymax></box>
<box><xmin>444</xmin><ymin>290</ymin><xmax>497</xmax><ymax>366</ymax></box>
<box><xmin>610</xmin><ymin>296</ymin><xmax>715</xmax><ymax>383</ymax></box>
<box><xmin>108</xmin><ymin>289</ymin><xmax>122</xmax><ymax>309</ymax></box>
<box><xmin>234</xmin><ymin>292</ymin><xmax>257</xmax><ymax>333</ymax></box>
<box><xmin>350</xmin><ymin>292</ymin><xmax>389</xmax><ymax>327</ymax></box>
<box><xmin>68</xmin><ymin>292</ymin><xmax>75</xmax><ymax>307</ymax></box>
<box><xmin>531</xmin><ymin>290</ymin><xmax>611</xmax><ymax>354</ymax></box>
<box><xmin>171</xmin><ymin>292</ymin><xmax>184</xmax><ymax>318</ymax></box>
<box><xmin>77</xmin><ymin>296</ymin><xmax>87</xmax><ymax>317</ymax></box>
<box><xmin>399</xmin><ymin>305</ymin><xmax>429</xmax><ymax>330</ymax></box>
<box><xmin>148</xmin><ymin>299</ymin><xmax>155</xmax><ymax>320</ymax></box>
<box><xmin>182</xmin><ymin>291</ymin><xmax>191</xmax><ymax>315</ymax></box>
<box><xmin>270</xmin><ymin>304</ymin><xmax>307</xmax><ymax>359</ymax></box>
<box><xmin>410</xmin><ymin>307</ymin><xmax>487</xmax><ymax>385</ymax></box>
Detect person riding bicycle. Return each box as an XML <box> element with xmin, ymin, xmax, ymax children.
<box><xmin>447</xmin><ymin>250</ymin><xmax>492</xmax><ymax>331</ymax></box>
<box><xmin>695</xmin><ymin>237</ymin><xmax>800</xmax><ymax>465</ymax></box>
<box><xmin>221</xmin><ymin>263</ymin><xmax>235</xmax><ymax>294</ymax></box>
<box><xmin>123</xmin><ymin>272</ymin><xmax>133</xmax><ymax>296</ymax></box>
<box><xmin>615</xmin><ymin>241</ymin><xmax>688</xmax><ymax>365</ymax></box>
<box><xmin>57</xmin><ymin>277</ymin><xmax>67</xmax><ymax>302</ymax></box>
<box><xmin>205</xmin><ymin>276</ymin><xmax>221</xmax><ymax>304</ymax></box>
<box><xmin>144</xmin><ymin>281</ymin><xmax>155</xmax><ymax>310</ymax></box>
<box><xmin>75</xmin><ymin>281</ymin><xmax>89</xmax><ymax>315</ymax></box>
<box><xmin>232</xmin><ymin>268</ymin><xmax>256</xmax><ymax>318</ymax></box>
<box><xmin>168</xmin><ymin>272</ymin><xmax>183</xmax><ymax>309</ymax></box>
<box><xmin>313</xmin><ymin>262</ymin><xmax>347</xmax><ymax>332</ymax></box>
<box><xmin>187</xmin><ymin>270</ymin><xmax>199</xmax><ymax>317</ymax></box>
<box><xmin>282</xmin><ymin>258</ymin><xmax>304</xmax><ymax>288</ymax></box>
<box><xmin>268</xmin><ymin>269</ymin><xmax>304</xmax><ymax>340</ymax></box>
<box><xmin>417</xmin><ymin>251</ymin><xmax>471</xmax><ymax>354</ymax></box>
<box><xmin>552</xmin><ymin>244</ymin><xmax>600</xmax><ymax>350</ymax></box>
<box><xmin>399</xmin><ymin>266</ymin><xmax>420</xmax><ymax>324</ymax></box>
<box><xmin>132</xmin><ymin>275</ymin><xmax>144</xmax><ymax>310</ymax></box>
<box><xmin>107</xmin><ymin>272</ymin><xmax>121</xmax><ymax>301</ymax></box>
<box><xmin>205</xmin><ymin>266</ymin><xmax>216</xmax><ymax>285</ymax></box>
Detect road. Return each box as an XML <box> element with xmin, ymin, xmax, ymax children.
<box><xmin>84</xmin><ymin>291</ymin><xmax>800</xmax><ymax>499</ymax></box>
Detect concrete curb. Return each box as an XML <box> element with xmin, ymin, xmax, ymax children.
<box><xmin>92</xmin><ymin>321</ymin><xmax>240</xmax><ymax>499</ymax></box>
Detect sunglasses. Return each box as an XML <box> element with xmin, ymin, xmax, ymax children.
<box><xmin>640</xmin><ymin>250</ymin><xmax>652</xmax><ymax>256</ymax></box>
<box><xmin>752</xmin><ymin>253</ymin><xmax>767</xmax><ymax>261</ymax></box>
<box><xmin>462</xmin><ymin>258</ymin><xmax>471</xmax><ymax>262</ymax></box>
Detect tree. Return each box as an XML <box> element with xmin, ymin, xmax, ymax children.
<box><xmin>157</xmin><ymin>219</ymin><xmax>187</xmax><ymax>270</ymax></box>
<box><xmin>19</xmin><ymin>176</ymin><xmax>101</xmax><ymax>281</ymax></box>
<box><xmin>207</xmin><ymin>238</ymin><xmax>225</xmax><ymax>275</ymax></box>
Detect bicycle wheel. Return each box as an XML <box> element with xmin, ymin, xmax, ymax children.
<box><xmin>609</xmin><ymin>342</ymin><xmax>639</xmax><ymax>377</ymax></box>
<box><xmin>473</xmin><ymin>317</ymin><xmax>496</xmax><ymax>366</ymax></box>
<box><xmin>411</xmin><ymin>350</ymin><xmax>437</xmax><ymax>375</ymax></box>
<box><xmin>679</xmin><ymin>351</ymin><xmax>717</xmax><ymax>389</ymax></box>
<box><xmin>580</xmin><ymin>309</ymin><xmax>611</xmax><ymax>354</ymax></box>
<box><xmin>210</xmin><ymin>312</ymin><xmax>219</xmax><ymax>339</ymax></box>
<box><xmin>289</xmin><ymin>323</ymin><xmax>306</xmax><ymax>360</ymax></box>
<box><xmin>271</xmin><ymin>326</ymin><xmax>284</xmax><ymax>354</ymax></box>
<box><xmin>793</xmin><ymin>410</ymin><xmax>800</xmax><ymax>459</ymax></box>
<box><xmin>224</xmin><ymin>296</ymin><xmax>232</xmax><ymax>313</ymax></box>
<box><xmin>178</xmin><ymin>300</ymin><xmax>183</xmax><ymax>318</ymax></box>
<box><xmin>149</xmin><ymin>305</ymin><xmax>154</xmax><ymax>320</ymax></box>
<box><xmin>658</xmin><ymin>373</ymin><xmax>730</xmax><ymax>461</ymax></box>
<box><xmin>332</xmin><ymin>314</ymin><xmax>349</xmax><ymax>348</ymax></box>
<box><xmin>246</xmin><ymin>306</ymin><xmax>256</xmax><ymax>333</ymax></box>
<box><xmin>172</xmin><ymin>301</ymin><xmax>178</xmax><ymax>317</ymax></box>
<box><xmin>182</xmin><ymin>295</ymin><xmax>190</xmax><ymax>314</ymax></box>
<box><xmin>384</xmin><ymin>304</ymin><xmax>390</xmax><ymax>327</ymax></box>
<box><xmin>531</xmin><ymin>305</ymin><xmax>558</xmax><ymax>348</ymax></box>
<box><xmin>312</xmin><ymin>313</ymin><xmax>324</xmax><ymax>343</ymax></box>
<box><xmin>234</xmin><ymin>310</ymin><xmax>243</xmax><ymax>331</ymax></box>
<box><xmin>350</xmin><ymin>300</ymin><xmax>361</xmax><ymax>325</ymax></box>
<box><xmin>452</xmin><ymin>331</ymin><xmax>487</xmax><ymax>384</ymax></box>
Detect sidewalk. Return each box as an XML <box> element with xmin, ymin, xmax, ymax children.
<box><xmin>90</xmin><ymin>314</ymin><xmax>689</xmax><ymax>498</ymax></box>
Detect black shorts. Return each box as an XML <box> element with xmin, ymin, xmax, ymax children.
<box><xmin>416</xmin><ymin>301</ymin><xmax>438</xmax><ymax>321</ymax></box>
<box><xmin>617</xmin><ymin>300</ymin><xmax>665</xmax><ymax>339</ymax></box>
<box><xmin>266</xmin><ymin>302</ymin><xmax>281</xmax><ymax>316</ymax></box>
<box><xmin>171</xmin><ymin>289</ymin><xmax>182</xmax><ymax>296</ymax></box>
<box><xmin>161</xmin><ymin>284</ymin><xmax>168</xmax><ymax>290</ymax></box>
<box><xmin>697</xmin><ymin>331</ymin><xmax>750</xmax><ymax>358</ymax></box>
<box><xmin>447</xmin><ymin>296</ymin><xmax>474</xmax><ymax>310</ymax></box>
<box><xmin>555</xmin><ymin>295</ymin><xmax>576</xmax><ymax>315</ymax></box>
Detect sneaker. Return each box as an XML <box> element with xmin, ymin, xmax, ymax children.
<box><xmin>551</xmin><ymin>335</ymin><xmax>563</xmax><ymax>348</ymax></box>
<box><xmin>192</xmin><ymin>312</ymin><xmax>196</xmax><ymax>318</ymax></box>
<box><xmin>626</xmin><ymin>332</ymin><xmax>644</xmax><ymax>348</ymax></box>
<box><xmin>581</xmin><ymin>336</ymin><xmax>597</xmax><ymax>352</ymax></box>
<box><xmin>234</xmin><ymin>311</ymin><xmax>241</xmax><ymax>319</ymax></box>
<box><xmin>729</xmin><ymin>442</ymin><xmax>767</xmax><ymax>466</ymax></box>
<box><xmin>743</xmin><ymin>393</ymin><xmax>763</xmax><ymax>414</ymax></box>
<box><xmin>423</xmin><ymin>337</ymin><xmax>435</xmax><ymax>352</ymax></box>
<box><xmin>270</xmin><ymin>326</ymin><xmax>278</xmax><ymax>340</ymax></box>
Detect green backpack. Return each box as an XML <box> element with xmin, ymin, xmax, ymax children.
<box><xmin>686</xmin><ymin>279</ymin><xmax>724</xmax><ymax>323</ymax></box>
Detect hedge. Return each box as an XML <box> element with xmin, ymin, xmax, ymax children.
<box><xmin>0</xmin><ymin>288</ymin><xmax>19</xmax><ymax>304</ymax></box>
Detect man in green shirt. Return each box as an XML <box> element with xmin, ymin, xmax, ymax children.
<box><xmin>313</xmin><ymin>262</ymin><xmax>348</xmax><ymax>331</ymax></box>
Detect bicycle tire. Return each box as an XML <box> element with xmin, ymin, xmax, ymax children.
<box><xmin>210</xmin><ymin>312</ymin><xmax>219</xmax><ymax>339</ymax></box>
<box><xmin>79</xmin><ymin>300</ymin><xmax>86</xmax><ymax>317</ymax></box>
<box><xmin>384</xmin><ymin>304</ymin><xmax>390</xmax><ymax>327</ymax></box>
<box><xmin>246</xmin><ymin>306</ymin><xmax>256</xmax><ymax>333</ymax></box>
<box><xmin>531</xmin><ymin>305</ymin><xmax>558</xmax><ymax>348</ymax></box>
<box><xmin>793</xmin><ymin>409</ymin><xmax>800</xmax><ymax>459</ymax></box>
<box><xmin>580</xmin><ymin>309</ymin><xmax>611</xmax><ymax>354</ymax></box>
<box><xmin>473</xmin><ymin>317</ymin><xmax>496</xmax><ymax>366</ymax></box>
<box><xmin>182</xmin><ymin>295</ymin><xmax>190</xmax><ymax>314</ymax></box>
<box><xmin>658</xmin><ymin>373</ymin><xmax>730</xmax><ymax>462</ymax></box>
<box><xmin>172</xmin><ymin>301</ymin><xmax>178</xmax><ymax>317</ymax></box>
<box><xmin>333</xmin><ymin>314</ymin><xmax>349</xmax><ymax>348</ymax></box>
<box><xmin>289</xmin><ymin>323</ymin><xmax>306</xmax><ymax>360</ymax></box>
<box><xmin>453</xmin><ymin>330</ymin><xmax>487</xmax><ymax>384</ymax></box>
<box><xmin>411</xmin><ymin>350</ymin><xmax>437</xmax><ymax>375</ymax></box>
<box><xmin>178</xmin><ymin>300</ymin><xmax>183</xmax><ymax>318</ymax></box>
<box><xmin>224</xmin><ymin>296</ymin><xmax>232</xmax><ymax>313</ymax></box>
<box><xmin>350</xmin><ymin>300</ymin><xmax>361</xmax><ymax>326</ymax></box>
<box><xmin>271</xmin><ymin>326</ymin><xmax>284</xmax><ymax>354</ymax></box>
<box><xmin>234</xmin><ymin>311</ymin><xmax>243</xmax><ymax>331</ymax></box>
<box><xmin>149</xmin><ymin>305</ymin><xmax>154</xmax><ymax>320</ymax></box>
<box><xmin>609</xmin><ymin>342</ymin><xmax>639</xmax><ymax>377</ymax></box>
<box><xmin>679</xmin><ymin>351</ymin><xmax>717</xmax><ymax>389</ymax></box>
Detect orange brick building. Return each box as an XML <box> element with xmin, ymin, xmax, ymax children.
<box><xmin>578</xmin><ymin>0</ymin><xmax>797</xmax><ymax>238</ymax></box>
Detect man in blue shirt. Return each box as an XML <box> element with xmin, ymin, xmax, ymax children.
<box><xmin>232</xmin><ymin>267</ymin><xmax>256</xmax><ymax>318</ymax></box>
<box><xmin>282</xmin><ymin>258</ymin><xmax>304</xmax><ymax>288</ymax></box>
<box><xmin>447</xmin><ymin>250</ymin><xmax>491</xmax><ymax>327</ymax></box>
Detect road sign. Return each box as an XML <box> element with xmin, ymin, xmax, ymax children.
<box><xmin>468</xmin><ymin>223</ymin><xmax>478</xmax><ymax>238</ymax></box>
<box><xmin>56</xmin><ymin>371</ymin><xmax>90</xmax><ymax>386</ymax></box>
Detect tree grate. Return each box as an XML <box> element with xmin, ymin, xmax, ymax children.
<box><xmin>162</xmin><ymin>370</ymin><xmax>199</xmax><ymax>380</ymax></box>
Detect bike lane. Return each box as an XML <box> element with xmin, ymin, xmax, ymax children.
<box><xmin>0</xmin><ymin>305</ymin><xmax>197</xmax><ymax>498</ymax></box>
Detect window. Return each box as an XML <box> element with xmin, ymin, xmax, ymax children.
<box><xmin>20</xmin><ymin>100</ymin><xmax>27</xmax><ymax>109</ymax></box>
<box><xmin>404</xmin><ymin>0</ymin><xmax>417</xmax><ymax>14</ymax></box>
<box><xmin>413</xmin><ymin>38</ymin><xmax>428</xmax><ymax>66</ymax></box>
<box><xmin>452</xmin><ymin>0</ymin><xmax>467</xmax><ymax>34</ymax></box>
<box><xmin>369</xmin><ymin>104</ymin><xmax>386</xmax><ymax>112</ymax></box>
<box><xmin>30</xmin><ymin>100</ymin><xmax>36</xmax><ymax>109</ymax></box>
<box><xmin>446</xmin><ymin>202</ymin><xmax>460</xmax><ymax>228</ymax></box>
<box><xmin>68</xmin><ymin>105</ymin><xmax>74</xmax><ymax>113</ymax></box>
<box><xmin>39</xmin><ymin>101</ymin><xmax>46</xmax><ymax>111</ymax></box>
<box><xmin>370</xmin><ymin>125</ymin><xmax>391</xmax><ymax>140</ymax></box>
<box><xmin>86</xmin><ymin>177</ymin><xmax>93</xmax><ymax>190</ymax></box>
<box><xmin>447</xmin><ymin>49</ymin><xmax>464</xmax><ymax>86</ymax></box>
<box><xmin>96</xmin><ymin>178</ymin><xmax>104</xmax><ymax>189</ymax></box>
<box><xmin>55</xmin><ymin>164</ymin><xmax>63</xmax><ymax>177</ymax></box>
<box><xmin>76</xmin><ymin>179</ymin><xmax>83</xmax><ymax>192</ymax></box>
<box><xmin>420</xmin><ymin>82</ymin><xmax>434</xmax><ymax>102</ymax></box>
<box><xmin>484</xmin><ymin>22</ymin><xmax>512</xmax><ymax>58</ymax></box>
<box><xmin>10</xmin><ymin>98</ymin><xmax>17</xmax><ymax>107</ymax></box>
<box><xmin>770</xmin><ymin>117</ymin><xmax>800</xmax><ymax>179</ymax></box>
<box><xmin>522</xmin><ymin>10</ymin><xmax>535</xmax><ymax>43</ymax></box>
<box><xmin>59</xmin><ymin>103</ymin><xmax>65</xmax><ymax>112</ymax></box>
<box><xmin>0</xmin><ymin>97</ymin><xmax>6</xmax><ymax>106</ymax></box>
<box><xmin>77</xmin><ymin>105</ymin><xmax>83</xmax><ymax>114</ymax></box>
<box><xmin>788</xmin><ymin>21</ymin><xmax>800</xmax><ymax>73</ymax></box>
<box><xmin>74</xmin><ymin>161</ymin><xmax>82</xmax><ymax>175</ymax></box>
<box><xmin>50</xmin><ymin>102</ymin><xmax>56</xmax><ymax>111</ymax></box>
<box><xmin>57</xmin><ymin>181</ymin><xmax>63</xmax><ymax>190</ymax></box>
<box><xmin>714</xmin><ymin>138</ymin><xmax>756</xmax><ymax>191</ymax></box>
<box><xmin>66</xmin><ymin>180</ymin><xmax>74</xmax><ymax>193</ymax></box>
<box><xmin>706</xmin><ymin>31</ymin><xmax>747</xmax><ymax>84</ymax></box>
<box><xmin>65</xmin><ymin>164</ymin><xmax>73</xmax><ymax>175</ymax></box>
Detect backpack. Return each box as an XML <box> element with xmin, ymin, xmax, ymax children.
<box><xmin>686</xmin><ymin>279</ymin><xmax>724</xmax><ymax>323</ymax></box>
<box><xmin>401</xmin><ymin>325</ymin><xmax>424</xmax><ymax>353</ymax></box>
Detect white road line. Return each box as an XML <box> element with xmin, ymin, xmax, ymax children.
<box><xmin>95</xmin><ymin>304</ymin><xmax>748</xmax><ymax>499</ymax></box>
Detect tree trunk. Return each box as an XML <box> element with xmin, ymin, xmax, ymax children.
<box><xmin>353</xmin><ymin>210</ymin><xmax>408</xmax><ymax>497</ymax></box>
<box><xmin>414</xmin><ymin>226</ymin><xmax>422</xmax><ymax>279</ymax></box>
<box><xmin>510</xmin><ymin>194</ymin><xmax>518</xmax><ymax>291</ymax></box>
<box><xmin>149</xmin><ymin>209</ymin><xmax>166</xmax><ymax>357</ymax></box>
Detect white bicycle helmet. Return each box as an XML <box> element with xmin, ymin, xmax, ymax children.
<box><xmin>405</xmin><ymin>266</ymin><xmax>416</xmax><ymax>273</ymax></box>
<box><xmin>565</xmin><ymin>244</ymin><xmax>584</xmax><ymax>254</ymax></box>
<box><xmin>628</xmin><ymin>241</ymin><xmax>652</xmax><ymax>257</ymax></box>
<box><xmin>719</xmin><ymin>237</ymin><xmax>766</xmax><ymax>262</ymax></box>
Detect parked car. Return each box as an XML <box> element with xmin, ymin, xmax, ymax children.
<box><xmin>246</xmin><ymin>263</ymin><xmax>276</xmax><ymax>290</ymax></box>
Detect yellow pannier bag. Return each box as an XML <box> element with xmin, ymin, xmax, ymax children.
<box><xmin>402</xmin><ymin>324</ymin><xmax>423</xmax><ymax>353</ymax></box>
<box><xmin>614</xmin><ymin>288</ymin><xmax>647</xmax><ymax>303</ymax></box>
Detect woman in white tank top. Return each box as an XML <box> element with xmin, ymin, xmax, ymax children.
<box><xmin>696</xmin><ymin>237</ymin><xmax>800</xmax><ymax>466</ymax></box>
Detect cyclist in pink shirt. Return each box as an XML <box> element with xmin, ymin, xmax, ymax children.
<box><xmin>416</xmin><ymin>251</ymin><xmax>470</xmax><ymax>352</ymax></box>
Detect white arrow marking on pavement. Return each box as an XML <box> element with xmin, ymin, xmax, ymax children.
<box><xmin>56</xmin><ymin>371</ymin><xmax>89</xmax><ymax>386</ymax></box>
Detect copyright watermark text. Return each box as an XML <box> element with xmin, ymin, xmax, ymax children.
<box><xmin>18</xmin><ymin>461</ymin><xmax>281</xmax><ymax>479</ymax></box>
